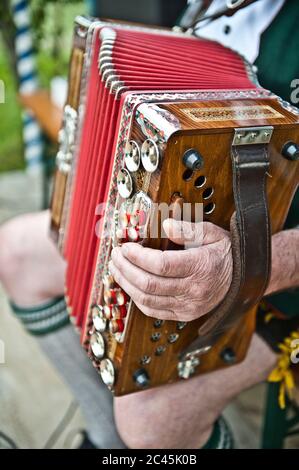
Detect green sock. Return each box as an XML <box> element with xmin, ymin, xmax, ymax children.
<box><xmin>202</xmin><ymin>417</ymin><xmax>234</xmax><ymax>449</ymax></box>
<box><xmin>10</xmin><ymin>296</ymin><xmax>70</xmax><ymax>335</ymax></box>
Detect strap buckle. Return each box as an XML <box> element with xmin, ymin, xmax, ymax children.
<box><xmin>233</xmin><ymin>126</ymin><xmax>273</xmax><ymax>146</ymax></box>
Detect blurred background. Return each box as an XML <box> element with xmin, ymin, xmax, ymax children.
<box><xmin>0</xmin><ymin>1</ymin><xmax>87</xmax><ymax>218</ymax></box>
<box><xmin>0</xmin><ymin>0</ymin><xmax>298</xmax><ymax>450</ymax></box>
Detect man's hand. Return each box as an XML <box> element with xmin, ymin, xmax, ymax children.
<box><xmin>109</xmin><ymin>219</ymin><xmax>233</xmax><ymax>321</ymax></box>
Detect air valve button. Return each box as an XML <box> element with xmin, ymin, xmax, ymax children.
<box><xmin>183</xmin><ymin>149</ymin><xmax>204</xmax><ymax>170</ymax></box>
<box><xmin>282</xmin><ymin>141</ymin><xmax>299</xmax><ymax>161</ymax></box>
<box><xmin>133</xmin><ymin>368</ymin><xmax>150</xmax><ymax>388</ymax></box>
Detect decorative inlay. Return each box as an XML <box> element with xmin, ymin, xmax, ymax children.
<box><xmin>181</xmin><ymin>105</ymin><xmax>283</xmax><ymax>122</ymax></box>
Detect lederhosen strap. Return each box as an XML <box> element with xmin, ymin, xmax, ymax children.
<box><xmin>183</xmin><ymin>141</ymin><xmax>272</xmax><ymax>353</ymax></box>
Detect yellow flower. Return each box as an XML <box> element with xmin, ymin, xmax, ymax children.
<box><xmin>268</xmin><ymin>331</ymin><xmax>298</xmax><ymax>409</ymax></box>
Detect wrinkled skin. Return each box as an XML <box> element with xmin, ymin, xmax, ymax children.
<box><xmin>109</xmin><ymin>218</ymin><xmax>233</xmax><ymax>322</ymax></box>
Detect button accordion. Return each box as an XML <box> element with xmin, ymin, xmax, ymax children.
<box><xmin>51</xmin><ymin>16</ymin><xmax>299</xmax><ymax>395</ymax></box>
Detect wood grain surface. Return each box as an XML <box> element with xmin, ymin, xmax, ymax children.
<box><xmin>102</xmin><ymin>97</ymin><xmax>299</xmax><ymax>395</ymax></box>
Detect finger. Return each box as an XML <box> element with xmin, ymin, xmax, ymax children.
<box><xmin>162</xmin><ymin>218</ymin><xmax>203</xmax><ymax>246</ymax></box>
<box><xmin>109</xmin><ymin>262</ymin><xmax>179</xmax><ymax>311</ymax></box>
<box><xmin>163</xmin><ymin>219</ymin><xmax>228</xmax><ymax>246</ymax></box>
<box><xmin>134</xmin><ymin>300</ymin><xmax>177</xmax><ymax>321</ymax></box>
<box><xmin>111</xmin><ymin>247</ymin><xmax>185</xmax><ymax>295</ymax></box>
<box><xmin>120</xmin><ymin>243</ymin><xmax>193</xmax><ymax>278</ymax></box>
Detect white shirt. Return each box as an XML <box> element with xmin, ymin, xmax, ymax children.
<box><xmin>195</xmin><ymin>0</ymin><xmax>285</xmax><ymax>63</ymax></box>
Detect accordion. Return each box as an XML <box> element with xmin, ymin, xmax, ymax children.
<box><xmin>51</xmin><ymin>16</ymin><xmax>299</xmax><ymax>395</ymax></box>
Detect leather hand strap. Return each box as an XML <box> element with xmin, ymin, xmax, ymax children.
<box><xmin>183</xmin><ymin>143</ymin><xmax>272</xmax><ymax>353</ymax></box>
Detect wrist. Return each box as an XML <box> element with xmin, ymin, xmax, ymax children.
<box><xmin>265</xmin><ymin>229</ymin><xmax>299</xmax><ymax>296</ymax></box>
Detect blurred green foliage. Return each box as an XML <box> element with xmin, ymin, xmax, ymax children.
<box><xmin>0</xmin><ymin>47</ymin><xmax>24</xmax><ymax>172</ymax></box>
<box><xmin>0</xmin><ymin>1</ymin><xmax>86</xmax><ymax>173</ymax></box>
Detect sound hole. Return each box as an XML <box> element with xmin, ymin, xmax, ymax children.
<box><xmin>194</xmin><ymin>175</ymin><xmax>206</xmax><ymax>188</ymax></box>
<box><xmin>204</xmin><ymin>202</ymin><xmax>216</xmax><ymax>215</ymax></box>
<box><xmin>177</xmin><ymin>321</ymin><xmax>187</xmax><ymax>330</ymax></box>
<box><xmin>168</xmin><ymin>333</ymin><xmax>179</xmax><ymax>344</ymax></box>
<box><xmin>203</xmin><ymin>187</ymin><xmax>214</xmax><ymax>200</ymax></box>
<box><xmin>151</xmin><ymin>332</ymin><xmax>161</xmax><ymax>342</ymax></box>
<box><xmin>155</xmin><ymin>345</ymin><xmax>166</xmax><ymax>356</ymax></box>
<box><xmin>153</xmin><ymin>319</ymin><xmax>164</xmax><ymax>328</ymax></box>
<box><xmin>182</xmin><ymin>169</ymin><xmax>193</xmax><ymax>181</ymax></box>
<box><xmin>140</xmin><ymin>355</ymin><xmax>151</xmax><ymax>365</ymax></box>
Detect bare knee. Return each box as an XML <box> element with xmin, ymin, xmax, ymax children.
<box><xmin>114</xmin><ymin>391</ymin><xmax>161</xmax><ymax>449</ymax></box>
<box><xmin>114</xmin><ymin>336</ymin><xmax>277</xmax><ymax>448</ymax></box>
<box><xmin>0</xmin><ymin>210</ymin><xmax>58</xmax><ymax>302</ymax></box>
<box><xmin>0</xmin><ymin>211</ymin><xmax>46</xmax><ymax>273</ymax></box>
<box><xmin>113</xmin><ymin>380</ymin><xmax>216</xmax><ymax>449</ymax></box>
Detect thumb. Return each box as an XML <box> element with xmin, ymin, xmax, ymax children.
<box><xmin>162</xmin><ymin>219</ymin><xmax>228</xmax><ymax>247</ymax></box>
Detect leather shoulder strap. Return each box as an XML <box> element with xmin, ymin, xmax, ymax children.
<box><xmin>183</xmin><ymin>142</ymin><xmax>272</xmax><ymax>353</ymax></box>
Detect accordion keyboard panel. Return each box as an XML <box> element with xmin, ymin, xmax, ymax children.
<box><xmin>85</xmin><ymin>102</ymin><xmax>299</xmax><ymax>394</ymax></box>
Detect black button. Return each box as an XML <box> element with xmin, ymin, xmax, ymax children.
<box><xmin>220</xmin><ymin>347</ymin><xmax>236</xmax><ymax>364</ymax></box>
<box><xmin>224</xmin><ymin>25</ymin><xmax>231</xmax><ymax>35</ymax></box>
<box><xmin>133</xmin><ymin>368</ymin><xmax>150</xmax><ymax>388</ymax></box>
<box><xmin>281</xmin><ymin>141</ymin><xmax>299</xmax><ymax>161</ymax></box>
<box><xmin>182</xmin><ymin>149</ymin><xmax>204</xmax><ymax>171</ymax></box>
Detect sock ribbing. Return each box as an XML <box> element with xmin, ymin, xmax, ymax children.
<box><xmin>10</xmin><ymin>296</ymin><xmax>70</xmax><ymax>335</ymax></box>
<box><xmin>202</xmin><ymin>417</ymin><xmax>234</xmax><ymax>449</ymax></box>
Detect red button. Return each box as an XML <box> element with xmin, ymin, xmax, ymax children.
<box><xmin>104</xmin><ymin>289</ymin><xmax>118</xmax><ymax>305</ymax></box>
<box><xmin>109</xmin><ymin>319</ymin><xmax>124</xmax><ymax>334</ymax></box>
<box><xmin>112</xmin><ymin>305</ymin><xmax>127</xmax><ymax>319</ymax></box>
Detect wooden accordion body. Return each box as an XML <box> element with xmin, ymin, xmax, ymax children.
<box><xmin>51</xmin><ymin>17</ymin><xmax>299</xmax><ymax>395</ymax></box>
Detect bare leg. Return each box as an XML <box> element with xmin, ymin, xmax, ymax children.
<box><xmin>114</xmin><ymin>334</ymin><xmax>277</xmax><ymax>449</ymax></box>
<box><xmin>0</xmin><ymin>210</ymin><xmax>65</xmax><ymax>305</ymax></box>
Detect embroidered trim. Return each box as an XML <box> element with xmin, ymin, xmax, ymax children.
<box><xmin>181</xmin><ymin>105</ymin><xmax>283</xmax><ymax>122</ymax></box>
